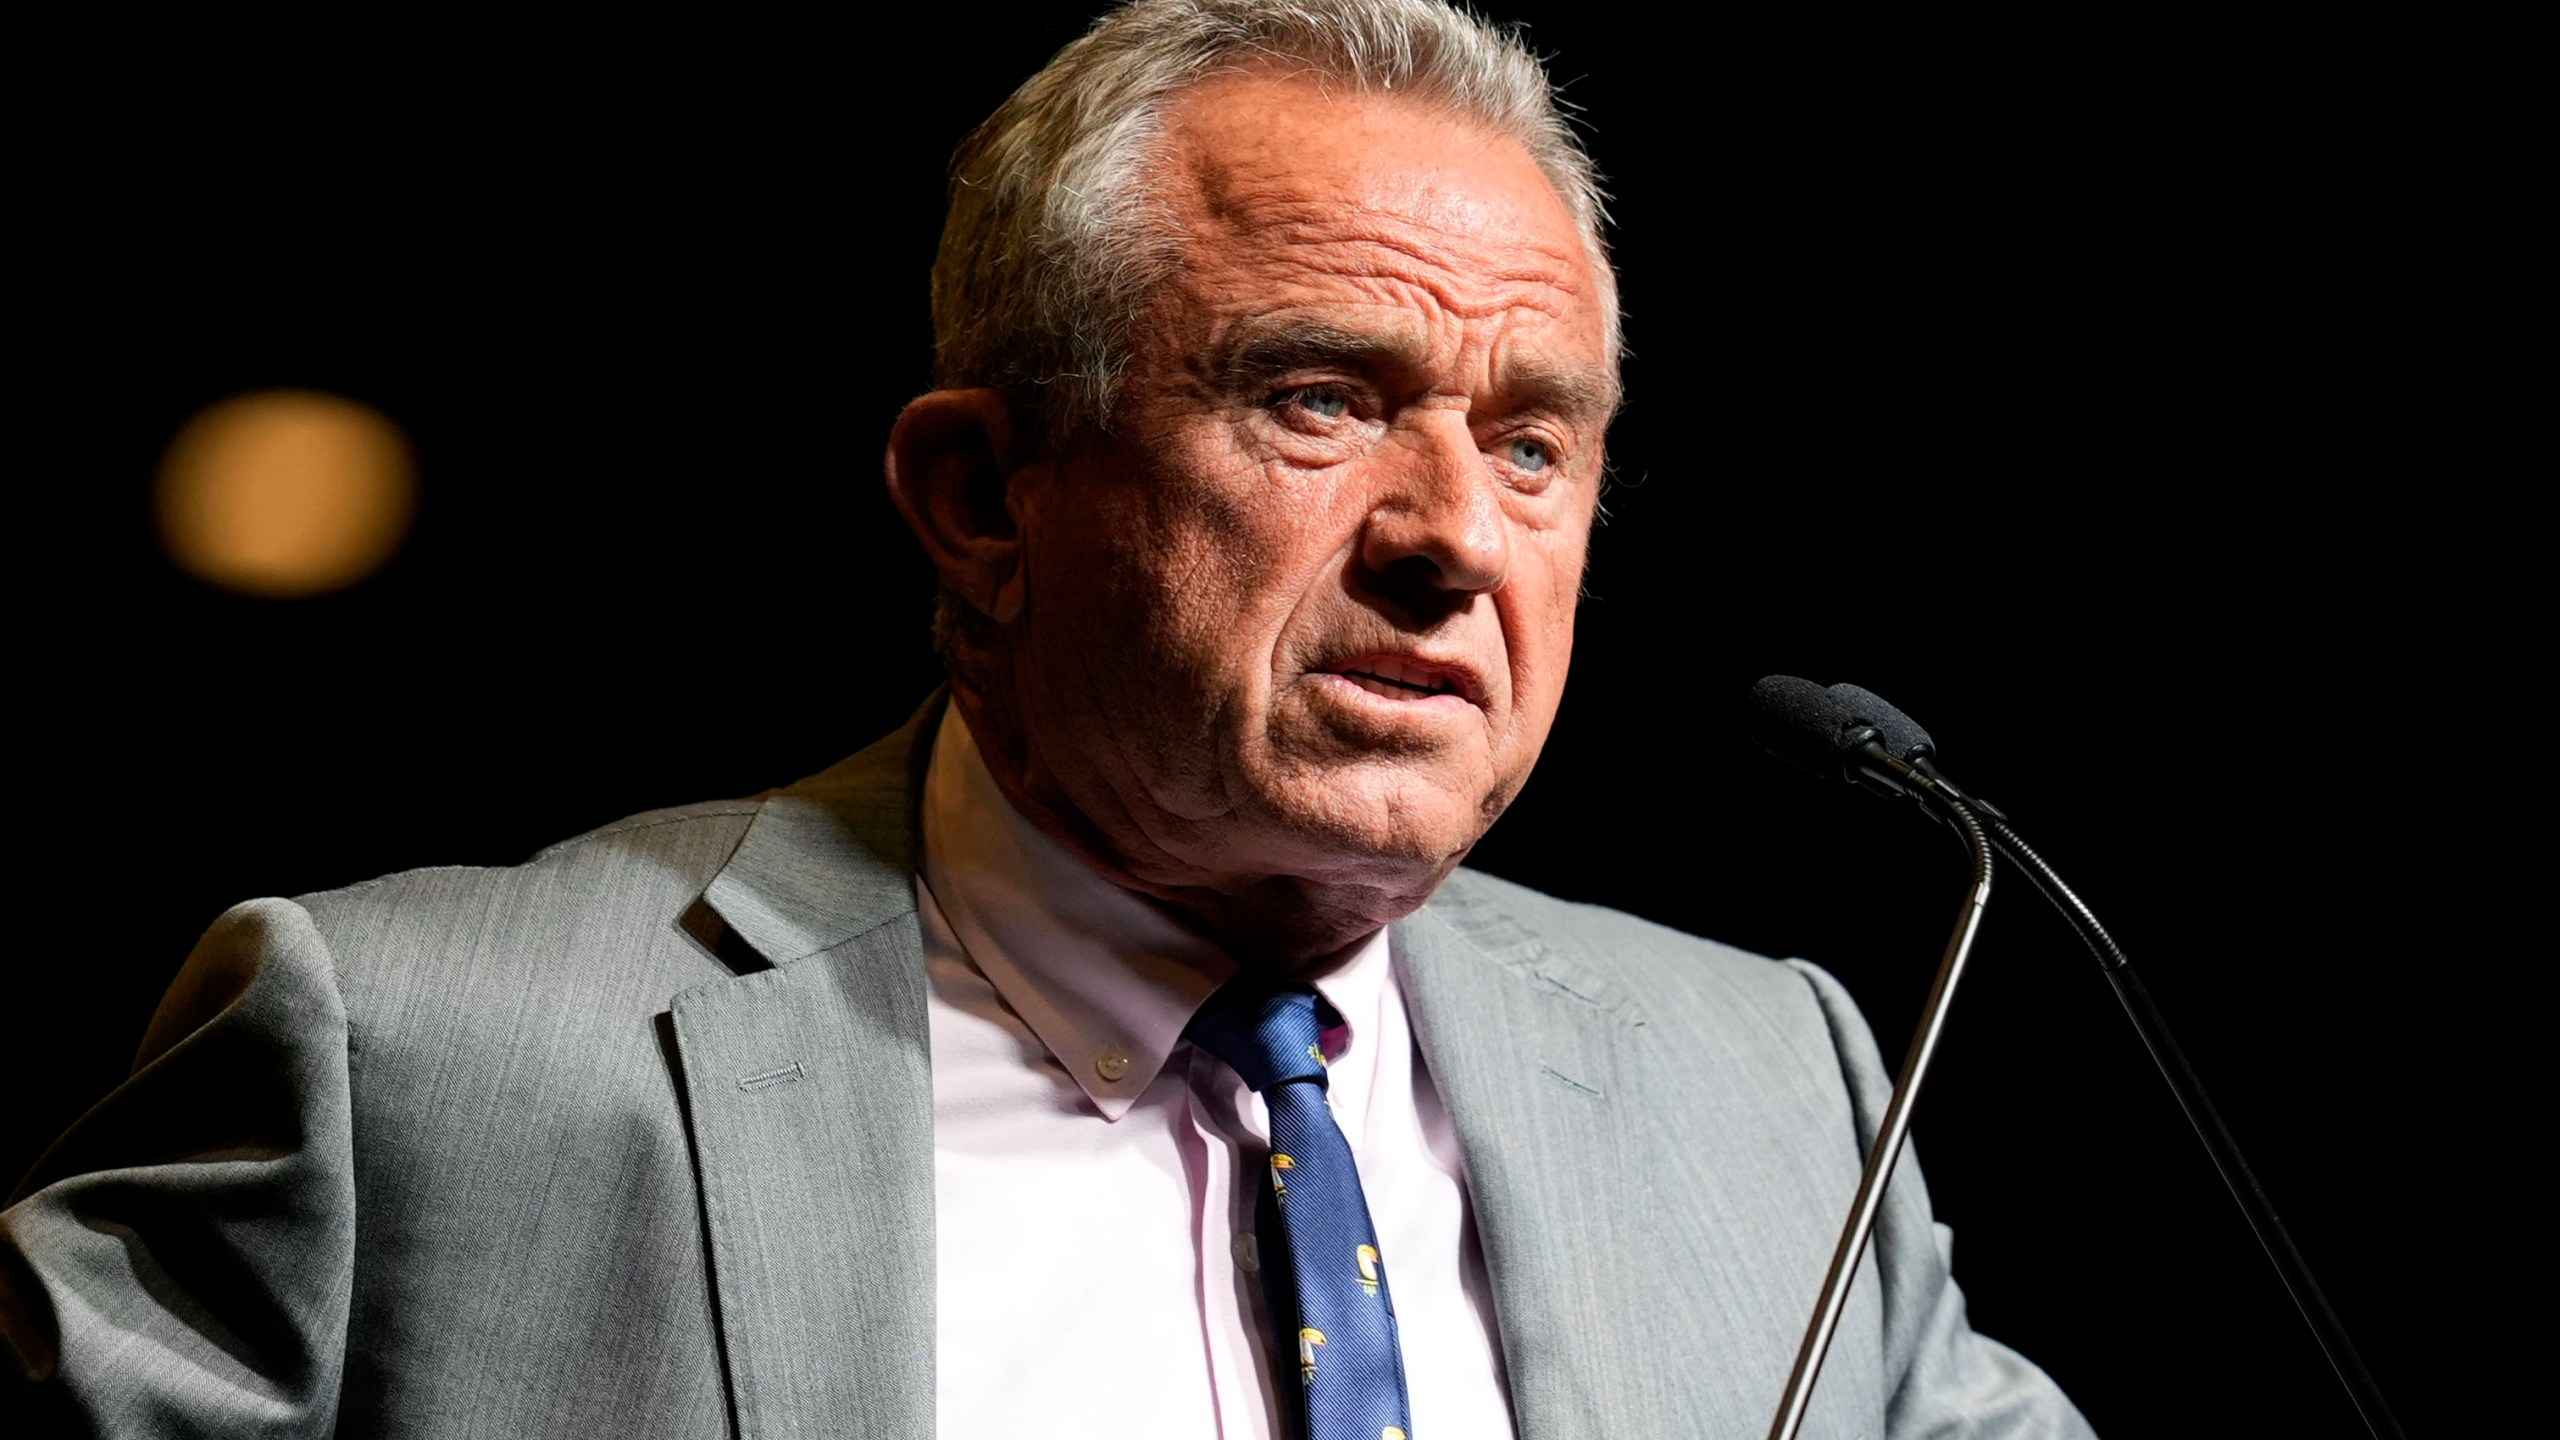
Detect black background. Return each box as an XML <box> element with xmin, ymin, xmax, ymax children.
<box><xmin>18</xmin><ymin>5</ymin><xmax>2517</xmax><ymax>1433</ymax></box>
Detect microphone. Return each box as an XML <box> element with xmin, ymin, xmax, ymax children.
<box><xmin>1743</xmin><ymin>675</ymin><xmax>1944</xmax><ymax>805</ymax></box>
<box><xmin>1745</xmin><ymin>675</ymin><xmax>1936</xmax><ymax>775</ymax></box>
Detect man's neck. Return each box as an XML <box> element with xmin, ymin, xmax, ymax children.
<box><xmin>939</xmin><ymin>690</ymin><xmax>1432</xmax><ymax>969</ymax></box>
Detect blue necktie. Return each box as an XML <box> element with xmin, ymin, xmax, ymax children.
<box><xmin>1187</xmin><ymin>979</ymin><xmax>1413</xmax><ymax>1440</ymax></box>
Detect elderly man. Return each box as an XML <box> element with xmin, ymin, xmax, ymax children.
<box><xmin>4</xmin><ymin>2</ymin><xmax>2092</xmax><ymax>1437</ymax></box>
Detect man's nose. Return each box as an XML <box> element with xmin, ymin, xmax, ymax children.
<box><xmin>1358</xmin><ymin>419</ymin><xmax>1511</xmax><ymax>602</ymax></box>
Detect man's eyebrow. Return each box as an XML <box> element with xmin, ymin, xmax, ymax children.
<box><xmin>1209</xmin><ymin>314</ymin><xmax>1622</xmax><ymax>420</ymax></box>
<box><xmin>1497</xmin><ymin>359</ymin><xmax>1621</xmax><ymax>425</ymax></box>
<box><xmin>1210</xmin><ymin>317</ymin><xmax>1432</xmax><ymax>390</ymax></box>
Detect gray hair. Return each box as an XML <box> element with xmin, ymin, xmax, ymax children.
<box><xmin>932</xmin><ymin>0</ymin><xmax>1620</xmax><ymax>447</ymax></box>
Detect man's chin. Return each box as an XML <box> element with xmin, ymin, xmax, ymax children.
<box><xmin>1102</xmin><ymin>765</ymin><xmax>1505</xmax><ymax>962</ymax></box>
<box><xmin>1243</xmin><ymin>766</ymin><xmax>1502</xmax><ymax>882</ymax></box>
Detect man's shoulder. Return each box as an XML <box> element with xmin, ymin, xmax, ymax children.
<box><xmin>261</xmin><ymin>700</ymin><xmax>940</xmax><ymax>1007</ymax></box>
<box><xmin>1428</xmin><ymin>865</ymin><xmax>1824</xmax><ymax>1007</ymax></box>
<box><xmin>1420</xmin><ymin>866</ymin><xmax>1854</xmax><ymax>1073</ymax></box>
<box><xmin>242</xmin><ymin>795</ymin><xmax>773</xmax><ymax>1025</ymax></box>
<box><xmin>291</xmin><ymin>796</ymin><xmax>764</xmax><ymax>938</ymax></box>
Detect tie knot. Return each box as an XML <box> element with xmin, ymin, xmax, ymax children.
<box><xmin>1185</xmin><ymin>979</ymin><xmax>1334</xmax><ymax>1093</ymax></box>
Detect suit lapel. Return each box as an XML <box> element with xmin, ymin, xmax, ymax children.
<box><xmin>665</xmin><ymin>699</ymin><xmax>944</xmax><ymax>1439</ymax></box>
<box><xmin>1395</xmin><ymin>889</ymin><xmax>1659</xmax><ymax>1438</ymax></box>
<box><xmin>1404</xmin><ymin>885</ymin><xmax>1894</xmax><ymax>1437</ymax></box>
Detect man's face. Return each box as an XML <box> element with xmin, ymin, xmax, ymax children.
<box><xmin>1002</xmin><ymin>73</ymin><xmax>1615</xmax><ymax>904</ymax></box>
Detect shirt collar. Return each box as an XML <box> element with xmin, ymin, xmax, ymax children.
<box><xmin>918</xmin><ymin>706</ymin><xmax>1392</xmax><ymax>1120</ymax></box>
<box><xmin>920</xmin><ymin>706</ymin><xmax>1233</xmax><ymax>1119</ymax></box>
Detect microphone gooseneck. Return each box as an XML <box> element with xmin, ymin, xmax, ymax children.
<box><xmin>1976</xmin><ymin>811</ymin><xmax>2404</xmax><ymax>1440</ymax></box>
<box><xmin>1744</xmin><ymin>677</ymin><xmax>2404</xmax><ymax>1440</ymax></box>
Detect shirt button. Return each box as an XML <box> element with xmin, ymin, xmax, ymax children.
<box><xmin>1233</xmin><ymin>1233</ymin><xmax>1260</xmax><ymax>1272</ymax></box>
<box><xmin>1094</xmin><ymin>1047</ymin><xmax>1132</xmax><ymax>1083</ymax></box>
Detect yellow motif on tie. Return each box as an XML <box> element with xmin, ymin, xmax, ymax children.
<box><xmin>1356</xmin><ymin>1243</ymin><xmax>1381</xmax><ymax>1296</ymax></box>
<box><xmin>1384</xmin><ymin>1430</ymin><xmax>1408</xmax><ymax>1440</ymax></box>
<box><xmin>1270</xmin><ymin>1153</ymin><xmax>1294</xmax><ymax>1208</ymax></box>
<box><xmin>1308</xmin><ymin>1042</ymin><xmax>1328</xmax><ymax>1066</ymax></box>
<box><xmin>1298</xmin><ymin>1326</ymin><xmax>1326</xmax><ymax>1381</ymax></box>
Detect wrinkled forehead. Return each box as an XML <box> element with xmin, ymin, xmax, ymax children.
<box><xmin>1144</xmin><ymin>71</ymin><xmax>1619</xmax><ymax>399</ymax></box>
<box><xmin>1162</xmin><ymin>72</ymin><xmax>1583</xmax><ymax>243</ymax></box>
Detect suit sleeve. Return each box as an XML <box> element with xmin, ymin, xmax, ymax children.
<box><xmin>1786</xmin><ymin>959</ymin><xmax>2099</xmax><ymax>1440</ymax></box>
<box><xmin>2</xmin><ymin>900</ymin><xmax>355</xmax><ymax>1439</ymax></box>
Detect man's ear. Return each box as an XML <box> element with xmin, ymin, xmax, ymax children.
<box><xmin>884</xmin><ymin>389</ymin><xmax>1034</xmax><ymax>624</ymax></box>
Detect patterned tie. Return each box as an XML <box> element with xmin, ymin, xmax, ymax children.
<box><xmin>1186</xmin><ymin>978</ymin><xmax>1413</xmax><ymax>1440</ymax></box>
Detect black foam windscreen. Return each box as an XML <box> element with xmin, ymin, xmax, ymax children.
<box><xmin>1744</xmin><ymin>675</ymin><xmax>1939</xmax><ymax>782</ymax></box>
<box><xmin>1824</xmin><ymin>682</ymin><xmax>1936</xmax><ymax>765</ymax></box>
<box><xmin>1744</xmin><ymin>674</ymin><xmax>1865</xmax><ymax>777</ymax></box>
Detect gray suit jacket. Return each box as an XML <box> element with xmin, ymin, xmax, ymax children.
<box><xmin>3</xmin><ymin>702</ymin><xmax>2092</xmax><ymax>1438</ymax></box>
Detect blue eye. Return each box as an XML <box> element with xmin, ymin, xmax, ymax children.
<box><xmin>1505</xmin><ymin>437</ymin><xmax>1553</xmax><ymax>472</ymax></box>
<box><xmin>1282</xmin><ymin>387</ymin><xmax>1351</xmax><ymax>419</ymax></box>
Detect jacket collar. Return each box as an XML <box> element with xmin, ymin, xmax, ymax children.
<box><xmin>695</xmin><ymin>692</ymin><xmax>946</xmax><ymax>968</ymax></box>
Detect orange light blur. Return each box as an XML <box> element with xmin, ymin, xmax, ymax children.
<box><xmin>155</xmin><ymin>389</ymin><xmax>417</xmax><ymax>597</ymax></box>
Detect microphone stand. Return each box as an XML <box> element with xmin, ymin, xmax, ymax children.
<box><xmin>1767</xmin><ymin>754</ymin><xmax>1991</xmax><ymax>1440</ymax></box>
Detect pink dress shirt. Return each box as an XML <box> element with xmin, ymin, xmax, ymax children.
<box><xmin>917</xmin><ymin>707</ymin><xmax>1517</xmax><ymax>1439</ymax></box>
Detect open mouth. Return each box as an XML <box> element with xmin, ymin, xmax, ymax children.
<box><xmin>1329</xmin><ymin>655</ymin><xmax>1475</xmax><ymax>701</ymax></box>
